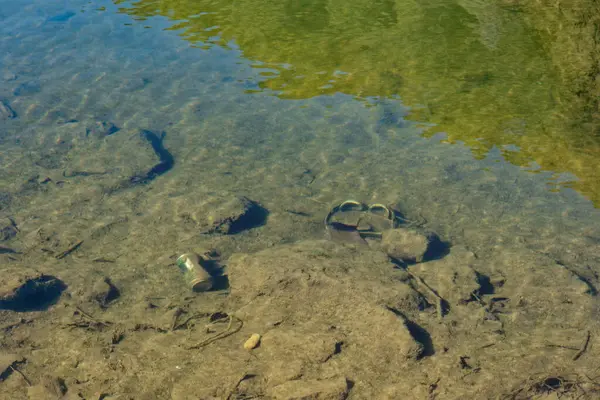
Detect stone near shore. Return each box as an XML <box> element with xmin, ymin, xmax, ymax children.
<box><xmin>244</xmin><ymin>333</ymin><xmax>261</xmax><ymax>350</ymax></box>
<box><xmin>381</xmin><ymin>228</ymin><xmax>429</xmax><ymax>263</ymax></box>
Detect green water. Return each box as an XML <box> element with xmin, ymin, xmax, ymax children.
<box><xmin>115</xmin><ymin>0</ymin><xmax>600</xmax><ymax>204</ymax></box>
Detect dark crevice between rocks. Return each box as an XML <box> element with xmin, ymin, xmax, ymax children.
<box><xmin>198</xmin><ymin>257</ymin><xmax>230</xmax><ymax>291</ymax></box>
<box><xmin>346</xmin><ymin>378</ymin><xmax>355</xmax><ymax>391</ymax></box>
<box><xmin>421</xmin><ymin>232</ymin><xmax>451</xmax><ymax>262</ymax></box>
<box><xmin>384</xmin><ymin>306</ymin><xmax>435</xmax><ymax>359</ymax></box>
<box><xmin>414</xmin><ymin>293</ymin><xmax>431</xmax><ymax>312</ymax></box>
<box><xmin>108</xmin><ymin>130</ymin><xmax>174</xmax><ymax>194</ymax></box>
<box><xmin>334</xmin><ymin>341</ymin><xmax>343</xmax><ymax>355</ymax></box>
<box><xmin>532</xmin><ymin>376</ymin><xmax>574</xmax><ymax>394</ymax></box>
<box><xmin>228</xmin><ymin>200</ymin><xmax>269</xmax><ymax>234</ymax></box>
<box><xmin>0</xmin><ymin>246</ymin><xmax>18</xmax><ymax>254</ymax></box>
<box><xmin>204</xmin><ymin>198</ymin><xmax>269</xmax><ymax>235</ymax></box>
<box><xmin>210</xmin><ymin>275</ymin><xmax>230</xmax><ymax>291</ymax></box>
<box><xmin>94</xmin><ymin>277</ymin><xmax>120</xmax><ymax>309</ymax></box>
<box><xmin>464</xmin><ymin>272</ymin><xmax>496</xmax><ymax>305</ymax></box>
<box><xmin>474</xmin><ymin>272</ymin><xmax>494</xmax><ymax>296</ymax></box>
<box><xmin>577</xmin><ymin>275</ymin><xmax>598</xmax><ymax>296</ymax></box>
<box><xmin>131</xmin><ymin>130</ymin><xmax>174</xmax><ymax>184</ymax></box>
<box><xmin>386</xmin><ymin>230</ymin><xmax>451</xmax><ymax>266</ymax></box>
<box><xmin>0</xmin><ymin>358</ymin><xmax>26</xmax><ymax>382</ymax></box>
<box><xmin>0</xmin><ymin>275</ymin><xmax>67</xmax><ymax>312</ymax></box>
<box><xmin>423</xmin><ymin>294</ymin><xmax>451</xmax><ymax>318</ymax></box>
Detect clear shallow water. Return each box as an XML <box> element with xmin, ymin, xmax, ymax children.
<box><xmin>113</xmin><ymin>0</ymin><xmax>600</xmax><ymax>205</ymax></box>
<box><xmin>0</xmin><ymin>0</ymin><xmax>599</xmax><ymax>253</ymax></box>
<box><xmin>2</xmin><ymin>2</ymin><xmax>600</xmax><ymax>398</ymax></box>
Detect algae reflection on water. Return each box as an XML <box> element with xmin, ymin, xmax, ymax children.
<box><xmin>115</xmin><ymin>0</ymin><xmax>600</xmax><ymax>205</ymax></box>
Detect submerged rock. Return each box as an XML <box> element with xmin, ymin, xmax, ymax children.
<box><xmin>2</xmin><ymin>71</ymin><xmax>17</xmax><ymax>81</ymax></box>
<box><xmin>0</xmin><ymin>269</ymin><xmax>67</xmax><ymax>312</ymax></box>
<box><xmin>411</xmin><ymin>246</ymin><xmax>480</xmax><ymax>306</ymax></box>
<box><xmin>86</xmin><ymin>276</ymin><xmax>120</xmax><ymax>309</ymax></box>
<box><xmin>86</xmin><ymin>120</ymin><xmax>119</xmax><ymax>137</ymax></box>
<box><xmin>202</xmin><ymin>196</ymin><xmax>269</xmax><ymax>234</ymax></box>
<box><xmin>27</xmin><ymin>375</ymin><xmax>67</xmax><ymax>399</ymax></box>
<box><xmin>0</xmin><ymin>101</ymin><xmax>16</xmax><ymax>119</ymax></box>
<box><xmin>381</xmin><ymin>228</ymin><xmax>429</xmax><ymax>263</ymax></box>
<box><xmin>243</xmin><ymin>333</ymin><xmax>261</xmax><ymax>350</ymax></box>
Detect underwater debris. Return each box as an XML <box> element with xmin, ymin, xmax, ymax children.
<box><xmin>55</xmin><ymin>240</ymin><xmax>84</xmax><ymax>259</ymax></box>
<box><xmin>324</xmin><ymin>200</ymin><xmax>395</xmax><ymax>245</ymax></box>
<box><xmin>176</xmin><ymin>253</ymin><xmax>213</xmax><ymax>292</ymax></box>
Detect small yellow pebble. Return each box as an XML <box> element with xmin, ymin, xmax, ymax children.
<box><xmin>243</xmin><ymin>333</ymin><xmax>261</xmax><ymax>350</ymax></box>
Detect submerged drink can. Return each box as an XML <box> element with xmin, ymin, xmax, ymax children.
<box><xmin>176</xmin><ymin>253</ymin><xmax>213</xmax><ymax>292</ymax></box>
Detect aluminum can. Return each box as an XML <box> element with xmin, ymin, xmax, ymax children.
<box><xmin>176</xmin><ymin>253</ymin><xmax>213</xmax><ymax>292</ymax></box>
